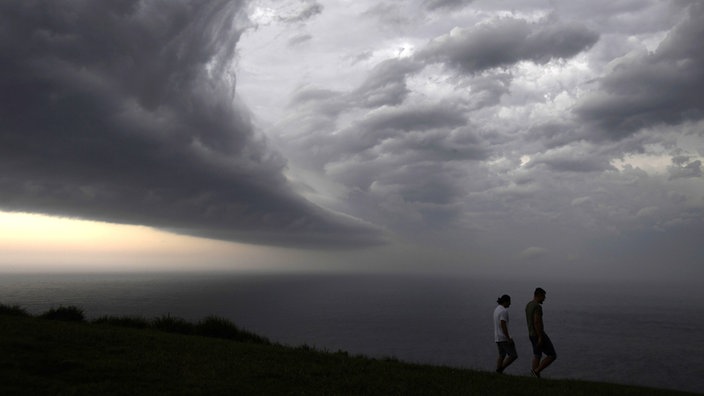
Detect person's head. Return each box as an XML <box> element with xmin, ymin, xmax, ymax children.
<box><xmin>534</xmin><ymin>287</ymin><xmax>546</xmax><ymax>304</ymax></box>
<box><xmin>497</xmin><ymin>294</ymin><xmax>511</xmax><ymax>307</ymax></box>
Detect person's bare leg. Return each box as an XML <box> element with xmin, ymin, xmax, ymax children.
<box><xmin>536</xmin><ymin>355</ymin><xmax>556</xmax><ymax>374</ymax></box>
<box><xmin>530</xmin><ymin>355</ymin><xmax>541</xmax><ymax>377</ymax></box>
<box><xmin>496</xmin><ymin>355</ymin><xmax>505</xmax><ymax>372</ymax></box>
<box><xmin>502</xmin><ymin>355</ymin><xmax>518</xmax><ymax>371</ymax></box>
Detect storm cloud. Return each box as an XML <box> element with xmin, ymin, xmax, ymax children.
<box><xmin>576</xmin><ymin>2</ymin><xmax>704</xmax><ymax>140</ymax></box>
<box><xmin>418</xmin><ymin>15</ymin><xmax>599</xmax><ymax>74</ymax></box>
<box><xmin>233</xmin><ymin>0</ymin><xmax>704</xmax><ymax>279</ymax></box>
<box><xmin>0</xmin><ymin>0</ymin><xmax>384</xmax><ymax>248</ymax></box>
<box><xmin>2</xmin><ymin>0</ymin><xmax>703</xmax><ymax>279</ymax></box>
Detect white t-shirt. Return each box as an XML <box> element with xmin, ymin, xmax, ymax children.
<box><xmin>493</xmin><ymin>305</ymin><xmax>510</xmax><ymax>342</ymax></box>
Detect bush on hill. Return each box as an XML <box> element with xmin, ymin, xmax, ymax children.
<box><xmin>39</xmin><ymin>306</ymin><xmax>85</xmax><ymax>322</ymax></box>
<box><xmin>0</xmin><ymin>303</ymin><xmax>30</xmax><ymax>317</ymax></box>
<box><xmin>195</xmin><ymin>315</ymin><xmax>270</xmax><ymax>344</ymax></box>
<box><xmin>152</xmin><ymin>314</ymin><xmax>195</xmax><ymax>334</ymax></box>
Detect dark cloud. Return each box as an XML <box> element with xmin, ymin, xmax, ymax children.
<box><xmin>278</xmin><ymin>1</ymin><xmax>323</xmax><ymax>24</ymax></box>
<box><xmin>576</xmin><ymin>2</ymin><xmax>704</xmax><ymax>140</ymax></box>
<box><xmin>0</xmin><ymin>0</ymin><xmax>384</xmax><ymax>248</ymax></box>
<box><xmin>286</xmin><ymin>96</ymin><xmax>476</xmax><ymax>167</ymax></box>
<box><xmin>464</xmin><ymin>72</ymin><xmax>512</xmax><ymax>110</ymax></box>
<box><xmin>291</xmin><ymin>87</ymin><xmax>342</xmax><ymax>105</ymax></box>
<box><xmin>282</xmin><ymin>90</ymin><xmax>489</xmax><ymax>232</ymax></box>
<box><xmin>287</xmin><ymin>33</ymin><xmax>313</xmax><ymax>47</ymax></box>
<box><xmin>367</xmin><ymin>162</ymin><xmax>469</xmax><ymax>228</ymax></box>
<box><xmin>225</xmin><ymin>0</ymin><xmax>704</xmax><ymax>280</ymax></box>
<box><xmin>532</xmin><ymin>156</ymin><xmax>616</xmax><ymax>173</ymax></box>
<box><xmin>280</xmin><ymin>57</ymin><xmax>490</xmax><ymax>230</ymax></box>
<box><xmin>529</xmin><ymin>122</ymin><xmax>583</xmax><ymax>150</ymax></box>
<box><xmin>360</xmin><ymin>3</ymin><xmax>413</xmax><ymax>29</ymax></box>
<box><xmin>528</xmin><ymin>143</ymin><xmax>617</xmax><ymax>173</ymax></box>
<box><xmin>319</xmin><ymin>103</ymin><xmax>474</xmax><ymax>174</ymax></box>
<box><xmin>423</xmin><ymin>0</ymin><xmax>475</xmax><ymax>11</ymax></box>
<box><xmin>668</xmin><ymin>156</ymin><xmax>702</xmax><ymax>180</ymax></box>
<box><xmin>357</xmin><ymin>102</ymin><xmax>467</xmax><ymax>134</ymax></box>
<box><xmin>418</xmin><ymin>15</ymin><xmax>599</xmax><ymax>74</ymax></box>
<box><xmin>352</xmin><ymin>59</ymin><xmax>424</xmax><ymax>108</ymax></box>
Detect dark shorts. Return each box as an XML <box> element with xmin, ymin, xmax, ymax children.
<box><xmin>529</xmin><ymin>333</ymin><xmax>556</xmax><ymax>358</ymax></box>
<box><xmin>496</xmin><ymin>341</ymin><xmax>518</xmax><ymax>358</ymax></box>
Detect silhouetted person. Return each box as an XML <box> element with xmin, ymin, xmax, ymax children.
<box><xmin>493</xmin><ymin>294</ymin><xmax>518</xmax><ymax>373</ymax></box>
<box><xmin>525</xmin><ymin>287</ymin><xmax>556</xmax><ymax>378</ymax></box>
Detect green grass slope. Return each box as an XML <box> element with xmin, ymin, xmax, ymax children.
<box><xmin>0</xmin><ymin>311</ymin><xmax>696</xmax><ymax>396</ymax></box>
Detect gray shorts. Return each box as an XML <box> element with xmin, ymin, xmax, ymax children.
<box><xmin>496</xmin><ymin>341</ymin><xmax>518</xmax><ymax>358</ymax></box>
<box><xmin>529</xmin><ymin>333</ymin><xmax>557</xmax><ymax>358</ymax></box>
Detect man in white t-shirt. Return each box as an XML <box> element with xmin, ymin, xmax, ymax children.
<box><xmin>493</xmin><ymin>294</ymin><xmax>518</xmax><ymax>373</ymax></box>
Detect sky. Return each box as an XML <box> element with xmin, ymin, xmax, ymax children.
<box><xmin>0</xmin><ymin>0</ymin><xmax>702</xmax><ymax>281</ymax></box>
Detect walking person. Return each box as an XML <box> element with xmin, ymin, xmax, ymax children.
<box><xmin>493</xmin><ymin>294</ymin><xmax>518</xmax><ymax>373</ymax></box>
<box><xmin>525</xmin><ymin>287</ymin><xmax>556</xmax><ymax>378</ymax></box>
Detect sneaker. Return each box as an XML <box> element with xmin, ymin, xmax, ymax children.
<box><xmin>531</xmin><ymin>369</ymin><xmax>541</xmax><ymax>378</ymax></box>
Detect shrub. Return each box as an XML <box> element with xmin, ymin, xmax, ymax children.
<box><xmin>152</xmin><ymin>315</ymin><xmax>194</xmax><ymax>335</ymax></box>
<box><xmin>0</xmin><ymin>303</ymin><xmax>30</xmax><ymax>317</ymax></box>
<box><xmin>40</xmin><ymin>306</ymin><xmax>85</xmax><ymax>322</ymax></box>
<box><xmin>92</xmin><ymin>315</ymin><xmax>150</xmax><ymax>329</ymax></box>
<box><xmin>195</xmin><ymin>315</ymin><xmax>270</xmax><ymax>345</ymax></box>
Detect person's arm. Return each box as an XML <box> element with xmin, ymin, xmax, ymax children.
<box><xmin>533</xmin><ymin>310</ymin><xmax>544</xmax><ymax>343</ymax></box>
<box><xmin>500</xmin><ymin>319</ymin><xmax>512</xmax><ymax>342</ymax></box>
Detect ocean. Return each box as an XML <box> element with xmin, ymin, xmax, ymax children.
<box><xmin>1</xmin><ymin>271</ymin><xmax>702</xmax><ymax>393</ymax></box>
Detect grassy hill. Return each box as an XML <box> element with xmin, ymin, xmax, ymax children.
<box><xmin>0</xmin><ymin>305</ymin><xmax>696</xmax><ymax>396</ymax></box>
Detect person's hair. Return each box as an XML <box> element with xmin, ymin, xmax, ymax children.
<box><xmin>534</xmin><ymin>287</ymin><xmax>546</xmax><ymax>296</ymax></box>
<box><xmin>497</xmin><ymin>294</ymin><xmax>511</xmax><ymax>304</ymax></box>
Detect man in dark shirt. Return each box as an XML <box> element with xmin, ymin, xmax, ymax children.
<box><xmin>525</xmin><ymin>287</ymin><xmax>556</xmax><ymax>378</ymax></box>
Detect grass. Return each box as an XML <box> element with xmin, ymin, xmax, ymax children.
<box><xmin>0</xmin><ymin>303</ymin><xmax>696</xmax><ymax>396</ymax></box>
<box><xmin>92</xmin><ymin>315</ymin><xmax>150</xmax><ymax>329</ymax></box>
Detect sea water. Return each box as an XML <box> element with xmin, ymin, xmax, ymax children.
<box><xmin>0</xmin><ymin>272</ymin><xmax>702</xmax><ymax>393</ymax></box>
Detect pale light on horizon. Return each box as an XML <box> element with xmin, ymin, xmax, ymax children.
<box><xmin>0</xmin><ymin>211</ymin><xmax>274</xmax><ymax>272</ymax></box>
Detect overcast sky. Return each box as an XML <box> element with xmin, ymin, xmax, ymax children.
<box><xmin>1</xmin><ymin>0</ymin><xmax>702</xmax><ymax>280</ymax></box>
